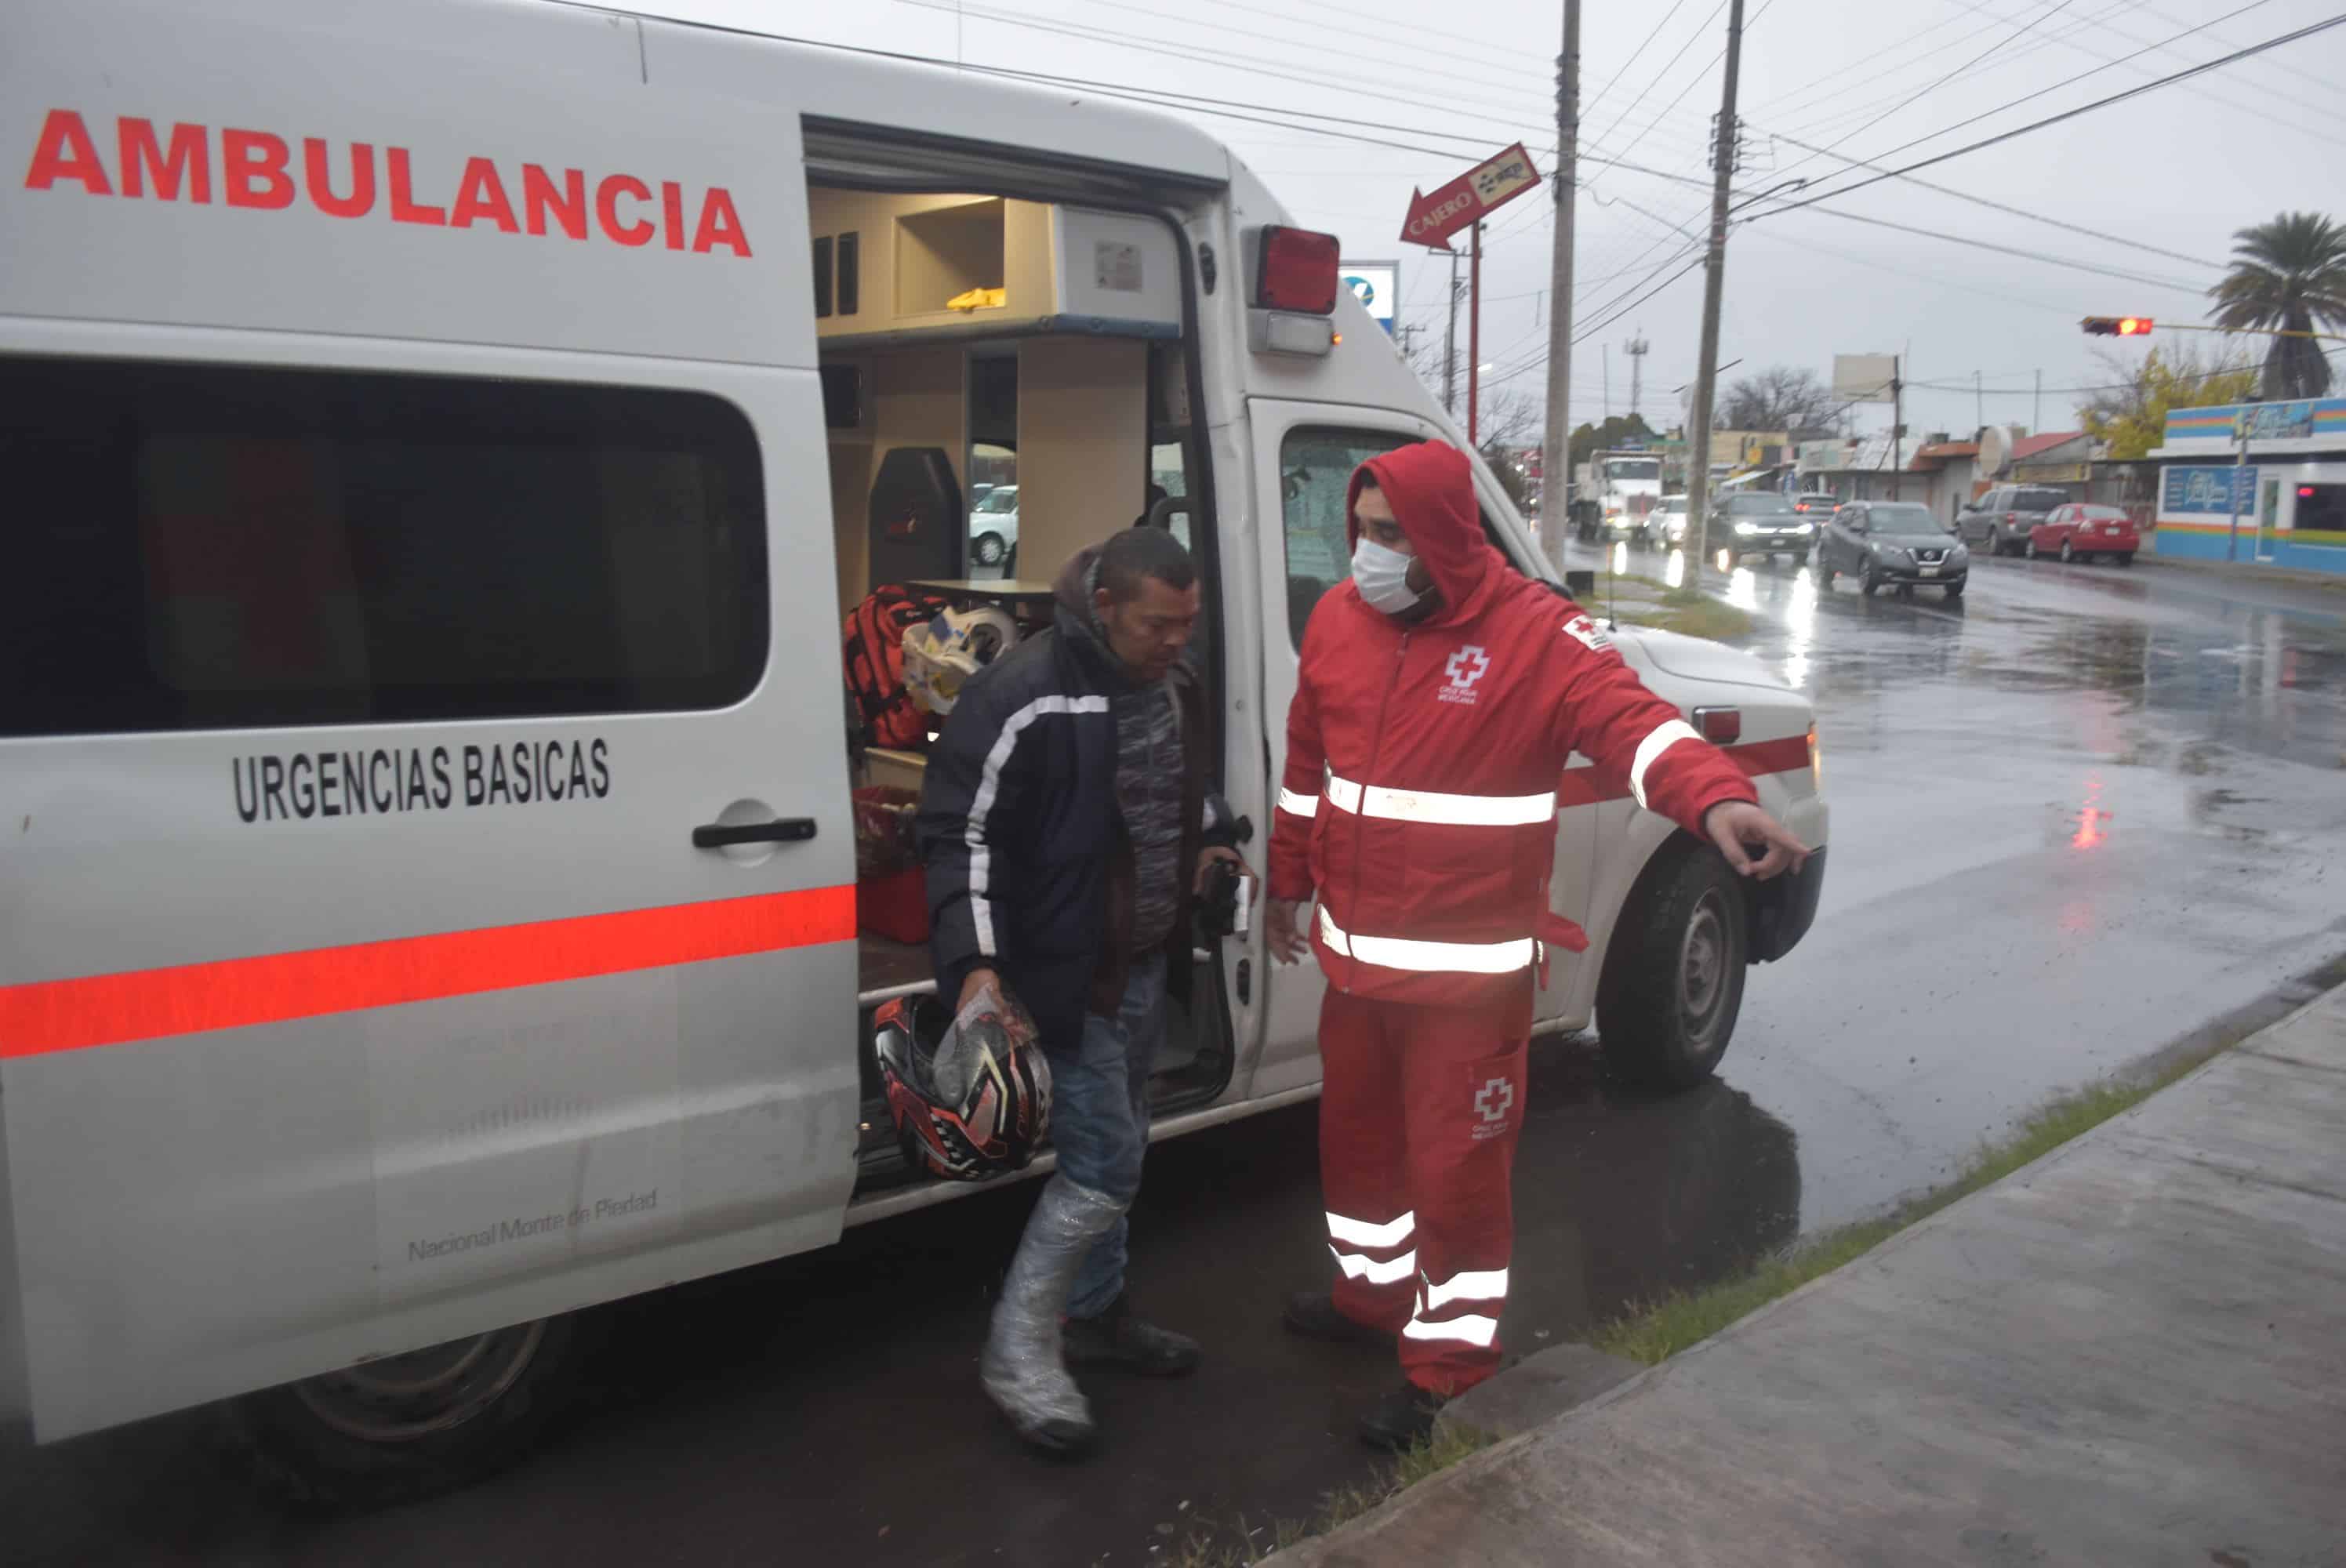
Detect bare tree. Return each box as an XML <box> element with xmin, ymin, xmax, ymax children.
<box><xmin>1476</xmin><ymin>389</ymin><xmax>1542</xmax><ymax>450</ymax></box>
<box><xmin>1714</xmin><ymin>365</ymin><xmax>1850</xmax><ymax>436</ymax></box>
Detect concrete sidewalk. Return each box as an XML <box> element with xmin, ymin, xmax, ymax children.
<box><xmin>1277</xmin><ymin>985</ymin><xmax>2346</xmax><ymax>1567</ymax></box>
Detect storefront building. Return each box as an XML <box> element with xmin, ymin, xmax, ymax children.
<box><xmin>2148</xmin><ymin>397</ymin><xmax>2346</xmax><ymax>572</ymax></box>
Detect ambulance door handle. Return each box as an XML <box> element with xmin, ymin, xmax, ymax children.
<box><xmin>692</xmin><ymin>818</ymin><xmax>818</xmax><ymax>849</ymax></box>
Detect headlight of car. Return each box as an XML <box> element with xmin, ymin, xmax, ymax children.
<box><xmin>1734</xmin><ymin>521</ymin><xmax>1759</xmax><ymax>535</ymax></box>
<box><xmin>1795</xmin><ymin>522</ymin><xmax>1814</xmax><ymax>535</ymax></box>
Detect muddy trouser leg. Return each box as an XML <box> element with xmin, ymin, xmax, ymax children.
<box><xmin>981</xmin><ymin>1174</ymin><xmax>1127</xmax><ymax>1445</ymax></box>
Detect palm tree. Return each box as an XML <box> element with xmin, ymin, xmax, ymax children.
<box><xmin>2209</xmin><ymin>212</ymin><xmax>2346</xmax><ymax>401</ymax></box>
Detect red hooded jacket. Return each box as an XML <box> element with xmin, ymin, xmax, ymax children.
<box><xmin>1267</xmin><ymin>441</ymin><xmax>1756</xmax><ymax>1007</ymax></box>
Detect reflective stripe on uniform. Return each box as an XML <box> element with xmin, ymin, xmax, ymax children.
<box><xmin>1320</xmin><ymin>771</ymin><xmax>1553</xmax><ymax>827</ymax></box>
<box><xmin>968</xmin><ymin>695</ymin><xmax>1111</xmax><ymax>956</ymax></box>
<box><xmin>1330</xmin><ymin>1246</ymin><xmax>1418</xmax><ymax>1284</ymax></box>
<box><xmin>1419</xmin><ymin>1268</ymin><xmax>1509</xmax><ymax>1312</ymax></box>
<box><xmin>1276</xmin><ymin>786</ymin><xmax>1320</xmax><ymax>818</ymax></box>
<box><xmin>1400</xmin><ymin>1312</ymin><xmax>1499</xmax><ymax>1348</ymax></box>
<box><xmin>1627</xmin><ymin>718</ymin><xmax>1701</xmax><ymax>811</ymax></box>
<box><xmin>1318</xmin><ymin>906</ymin><xmax>1534</xmax><ymax>976</ymax></box>
<box><xmin>1326</xmin><ymin>1209</ymin><xmax>1415</xmax><ymax>1249</ymax></box>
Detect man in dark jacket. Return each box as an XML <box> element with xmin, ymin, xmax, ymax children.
<box><xmin>917</xmin><ymin>526</ymin><xmax>1246</xmax><ymax>1457</ymax></box>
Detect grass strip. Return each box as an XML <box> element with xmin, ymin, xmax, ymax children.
<box><xmin>1590</xmin><ymin>1065</ymin><xmax>2216</xmax><ymax>1365</ymax></box>
<box><xmin>1167</xmin><ymin>1424</ymin><xmax>1498</xmax><ymax>1567</ymax></box>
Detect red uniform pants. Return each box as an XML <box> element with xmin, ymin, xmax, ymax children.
<box><xmin>1317</xmin><ymin>982</ymin><xmax>1533</xmax><ymax>1397</ymax></box>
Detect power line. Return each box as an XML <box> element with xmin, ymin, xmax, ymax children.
<box><xmin>1734</xmin><ymin>223</ymin><xmax>2085</xmax><ymax>319</ymax></box>
<box><xmin>1752</xmin><ymin>13</ymin><xmax>2346</xmax><ymax>220</ymax></box>
<box><xmin>1779</xmin><ymin>204</ymin><xmax>2205</xmax><ymax>296</ymax></box>
<box><xmin>1582</xmin><ymin>0</ymin><xmax>1728</xmax><ymax>180</ymax></box>
<box><xmin>1765</xmin><ymin>0</ymin><xmax>2159</xmax><ymax>143</ymax></box>
<box><xmin>1749</xmin><ymin>128</ymin><xmax>2223</xmax><ymax>270</ymax></box>
<box><xmin>1775</xmin><ymin>0</ymin><xmax>2084</xmax><ymax>180</ymax></box>
<box><xmin>893</xmin><ymin>0</ymin><xmax>1562</xmax><ymax>137</ymax></box>
<box><xmin>1744</xmin><ymin>1</ymin><xmax>2070</xmax><ymax>125</ymax></box>
<box><xmin>1582</xmin><ymin>0</ymin><xmax>1698</xmax><ymax>120</ymax></box>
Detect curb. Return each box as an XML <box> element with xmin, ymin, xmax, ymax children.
<box><xmin>1434</xmin><ymin>1343</ymin><xmax>1643</xmax><ymax>1443</ymax></box>
<box><xmin>1266</xmin><ymin>975</ymin><xmax>2346</xmax><ymax>1566</ymax></box>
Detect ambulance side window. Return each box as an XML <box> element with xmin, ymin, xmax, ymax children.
<box><xmin>1278</xmin><ymin>427</ymin><xmax>1408</xmax><ymax>648</ymax></box>
<box><xmin>1</xmin><ymin>355</ymin><xmax>765</xmax><ymax>738</ymax></box>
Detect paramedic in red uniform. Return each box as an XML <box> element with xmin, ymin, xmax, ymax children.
<box><xmin>1263</xmin><ymin>440</ymin><xmax>1808</xmax><ymax>1450</ymax></box>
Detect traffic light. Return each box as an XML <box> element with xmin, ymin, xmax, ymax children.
<box><xmin>2081</xmin><ymin>316</ymin><xmax>2154</xmax><ymax>336</ymax></box>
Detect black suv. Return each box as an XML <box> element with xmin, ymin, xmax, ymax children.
<box><xmin>1958</xmin><ymin>485</ymin><xmax>2068</xmax><ymax>557</ymax></box>
<box><xmin>1818</xmin><ymin>501</ymin><xmax>1969</xmax><ymax>599</ymax></box>
<box><xmin>1712</xmin><ymin>493</ymin><xmax>1817</xmax><ymax>564</ymax></box>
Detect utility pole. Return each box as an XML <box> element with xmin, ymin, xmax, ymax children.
<box><xmin>1443</xmin><ymin>249</ymin><xmax>1462</xmax><ymax>415</ymax></box>
<box><xmin>1538</xmin><ymin>0</ymin><xmax>1582</xmax><ymax>567</ymax></box>
<box><xmin>2033</xmin><ymin>368</ymin><xmax>2043</xmax><ymax>434</ymax></box>
<box><xmin>1683</xmin><ymin>0</ymin><xmax>1743</xmax><ymax>576</ymax></box>
<box><xmin>1603</xmin><ymin>343</ymin><xmax>1611</xmax><ymax>419</ymax></box>
<box><xmin>1469</xmin><ymin>221</ymin><xmax>1484</xmax><ymax>443</ymax></box>
<box><xmin>1625</xmin><ymin>331</ymin><xmax>1649</xmax><ymax>419</ymax></box>
<box><xmin>1890</xmin><ymin>354</ymin><xmax>1904</xmax><ymax>502</ymax></box>
<box><xmin>1974</xmin><ymin>370</ymin><xmax>1983</xmax><ymax>430</ymax></box>
<box><xmin>2226</xmin><ymin>408</ymin><xmax>2249</xmax><ymax>562</ymax></box>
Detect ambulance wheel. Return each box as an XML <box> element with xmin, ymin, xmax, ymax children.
<box><xmin>1596</xmin><ymin>844</ymin><xmax>1748</xmax><ymax>1092</ymax></box>
<box><xmin>231</xmin><ymin>1314</ymin><xmax>579</xmax><ymax>1506</ymax></box>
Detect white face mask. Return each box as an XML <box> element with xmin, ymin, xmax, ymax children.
<box><xmin>1351</xmin><ymin>535</ymin><xmax>1423</xmax><ymax>615</ymax></box>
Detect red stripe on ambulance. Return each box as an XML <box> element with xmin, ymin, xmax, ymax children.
<box><xmin>1555</xmin><ymin>733</ymin><xmax>1811</xmax><ymax>809</ymax></box>
<box><xmin>21</xmin><ymin>109</ymin><xmax>752</xmax><ymax>256</ymax></box>
<box><xmin>0</xmin><ymin>885</ymin><xmax>855</xmax><ymax>1059</ymax></box>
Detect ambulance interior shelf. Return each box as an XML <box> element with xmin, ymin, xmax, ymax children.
<box><xmin>910</xmin><ymin>579</ymin><xmax>1059</xmax><ymax>632</ymax></box>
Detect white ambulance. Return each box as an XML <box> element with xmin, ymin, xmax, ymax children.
<box><xmin>0</xmin><ymin>0</ymin><xmax>1828</xmax><ymax>1497</ymax></box>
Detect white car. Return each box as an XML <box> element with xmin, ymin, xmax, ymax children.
<box><xmin>0</xmin><ymin>0</ymin><xmax>1828</xmax><ymax>1500</ymax></box>
<box><xmin>1655</xmin><ymin>497</ymin><xmax>1691</xmax><ymax>546</ymax></box>
<box><xmin>968</xmin><ymin>484</ymin><xmax>1019</xmax><ymax>568</ymax></box>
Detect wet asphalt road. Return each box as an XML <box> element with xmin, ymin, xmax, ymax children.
<box><xmin>14</xmin><ymin>549</ymin><xmax>2346</xmax><ymax>1568</ymax></box>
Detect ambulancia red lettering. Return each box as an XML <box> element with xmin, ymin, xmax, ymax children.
<box><xmin>120</xmin><ymin>118</ymin><xmax>209</xmax><ymax>203</ymax></box>
<box><xmin>597</xmin><ymin>174</ymin><xmax>652</xmax><ymax>246</ymax></box>
<box><xmin>222</xmin><ymin>129</ymin><xmax>294</xmax><ymax>209</ymax></box>
<box><xmin>524</xmin><ymin>165</ymin><xmax>586</xmax><ymax>239</ymax></box>
<box><xmin>304</xmin><ymin>138</ymin><xmax>374</xmax><ymax>218</ymax></box>
<box><xmin>386</xmin><ymin>147</ymin><xmax>444</xmax><ymax>225</ymax></box>
<box><xmin>24</xmin><ymin>108</ymin><xmax>111</xmax><ymax>194</ymax></box>
<box><xmin>23</xmin><ymin>111</ymin><xmax>751</xmax><ymax>258</ymax></box>
<box><xmin>450</xmin><ymin>157</ymin><xmax>518</xmax><ymax>233</ymax></box>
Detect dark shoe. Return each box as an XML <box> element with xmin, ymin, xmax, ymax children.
<box><xmin>1062</xmin><ymin>1293</ymin><xmax>1201</xmax><ymax>1377</ymax></box>
<box><xmin>993</xmin><ymin>1405</ymin><xmax>1097</xmax><ymax>1458</ymax></box>
<box><xmin>1357</xmin><ymin>1382</ymin><xmax>1449</xmax><ymax>1452</ymax></box>
<box><xmin>1282</xmin><ymin>1291</ymin><xmax>1399</xmax><ymax>1348</ymax></box>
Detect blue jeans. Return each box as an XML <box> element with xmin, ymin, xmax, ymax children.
<box><xmin>1050</xmin><ymin>949</ymin><xmax>1168</xmax><ymax>1319</ymax></box>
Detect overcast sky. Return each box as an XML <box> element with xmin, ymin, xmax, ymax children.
<box><xmin>634</xmin><ymin>0</ymin><xmax>2346</xmax><ymax>440</ymax></box>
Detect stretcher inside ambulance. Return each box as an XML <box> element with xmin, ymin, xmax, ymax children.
<box><xmin>0</xmin><ymin>0</ymin><xmax>1825</xmax><ymax>1501</ymax></box>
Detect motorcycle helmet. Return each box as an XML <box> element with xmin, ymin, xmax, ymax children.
<box><xmin>902</xmin><ymin>606</ymin><xmax>1019</xmax><ymax>717</ymax></box>
<box><xmin>873</xmin><ymin>986</ymin><xmax>1051</xmax><ymax>1181</ymax></box>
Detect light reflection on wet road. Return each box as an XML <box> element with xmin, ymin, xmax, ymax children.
<box><xmin>14</xmin><ymin>550</ymin><xmax>2346</xmax><ymax>1568</ymax></box>
<box><xmin>1670</xmin><ymin>544</ymin><xmax>2346</xmax><ymax>1231</ymax></box>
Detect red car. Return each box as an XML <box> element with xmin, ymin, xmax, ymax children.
<box><xmin>2028</xmin><ymin>503</ymin><xmax>2139</xmax><ymax>565</ymax></box>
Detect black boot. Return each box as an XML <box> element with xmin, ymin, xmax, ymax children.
<box><xmin>1062</xmin><ymin>1292</ymin><xmax>1201</xmax><ymax>1377</ymax></box>
<box><xmin>1281</xmin><ymin>1291</ymin><xmax>1399</xmax><ymax>1348</ymax></box>
<box><xmin>1357</xmin><ymin>1382</ymin><xmax>1449</xmax><ymax>1452</ymax></box>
